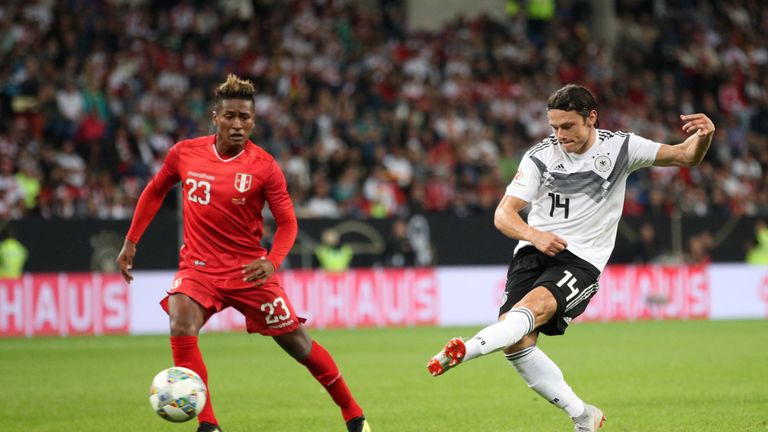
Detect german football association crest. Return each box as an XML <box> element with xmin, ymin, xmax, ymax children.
<box><xmin>594</xmin><ymin>155</ymin><xmax>612</xmax><ymax>173</ymax></box>
<box><xmin>234</xmin><ymin>172</ymin><xmax>252</xmax><ymax>193</ymax></box>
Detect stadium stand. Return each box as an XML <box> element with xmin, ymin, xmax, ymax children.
<box><xmin>0</xmin><ymin>0</ymin><xmax>766</xmax><ymax>223</ymax></box>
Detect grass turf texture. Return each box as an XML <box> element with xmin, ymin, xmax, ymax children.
<box><xmin>1</xmin><ymin>320</ymin><xmax>766</xmax><ymax>431</ymax></box>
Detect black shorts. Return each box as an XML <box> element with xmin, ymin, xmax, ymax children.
<box><xmin>499</xmin><ymin>246</ymin><xmax>600</xmax><ymax>336</ymax></box>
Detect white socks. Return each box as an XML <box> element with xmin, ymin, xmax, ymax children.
<box><xmin>506</xmin><ymin>346</ymin><xmax>585</xmax><ymax>418</ymax></box>
<box><xmin>464</xmin><ymin>308</ymin><xmax>535</xmax><ymax>361</ymax></box>
<box><xmin>457</xmin><ymin>307</ymin><xmax>585</xmax><ymax>419</ymax></box>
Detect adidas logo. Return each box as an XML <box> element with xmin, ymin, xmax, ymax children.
<box><xmin>552</xmin><ymin>163</ymin><xmax>566</xmax><ymax>172</ymax></box>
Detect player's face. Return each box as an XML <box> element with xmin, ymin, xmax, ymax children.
<box><xmin>547</xmin><ymin>109</ymin><xmax>597</xmax><ymax>154</ymax></box>
<box><xmin>213</xmin><ymin>99</ymin><xmax>255</xmax><ymax>150</ymax></box>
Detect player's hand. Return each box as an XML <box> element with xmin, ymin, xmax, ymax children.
<box><xmin>116</xmin><ymin>239</ymin><xmax>137</xmax><ymax>283</ymax></box>
<box><xmin>242</xmin><ymin>257</ymin><xmax>275</xmax><ymax>286</ymax></box>
<box><xmin>529</xmin><ymin>229</ymin><xmax>568</xmax><ymax>256</ymax></box>
<box><xmin>680</xmin><ymin>113</ymin><xmax>715</xmax><ymax>137</ymax></box>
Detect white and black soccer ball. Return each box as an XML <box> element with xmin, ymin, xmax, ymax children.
<box><xmin>149</xmin><ymin>367</ymin><xmax>207</xmax><ymax>422</ymax></box>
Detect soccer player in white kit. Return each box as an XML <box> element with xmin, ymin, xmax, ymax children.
<box><xmin>427</xmin><ymin>84</ymin><xmax>715</xmax><ymax>431</ymax></box>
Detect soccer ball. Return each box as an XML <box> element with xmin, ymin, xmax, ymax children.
<box><xmin>149</xmin><ymin>367</ymin><xmax>207</xmax><ymax>422</ymax></box>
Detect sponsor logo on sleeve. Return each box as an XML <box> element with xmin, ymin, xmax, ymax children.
<box><xmin>513</xmin><ymin>169</ymin><xmax>528</xmax><ymax>187</ymax></box>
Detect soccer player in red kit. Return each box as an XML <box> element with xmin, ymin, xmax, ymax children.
<box><xmin>116</xmin><ymin>74</ymin><xmax>370</xmax><ymax>432</ymax></box>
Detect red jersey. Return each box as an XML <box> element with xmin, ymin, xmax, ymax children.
<box><xmin>126</xmin><ymin>135</ymin><xmax>298</xmax><ymax>279</ymax></box>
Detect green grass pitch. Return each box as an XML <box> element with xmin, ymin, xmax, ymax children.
<box><xmin>1</xmin><ymin>320</ymin><xmax>767</xmax><ymax>431</ymax></box>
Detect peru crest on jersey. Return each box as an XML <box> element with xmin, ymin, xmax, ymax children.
<box><xmin>234</xmin><ymin>172</ymin><xmax>252</xmax><ymax>193</ymax></box>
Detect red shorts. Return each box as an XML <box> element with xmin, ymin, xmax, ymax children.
<box><xmin>160</xmin><ymin>269</ymin><xmax>305</xmax><ymax>336</ymax></box>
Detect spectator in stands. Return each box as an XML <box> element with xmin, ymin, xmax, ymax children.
<box><xmin>14</xmin><ymin>157</ymin><xmax>41</xmax><ymax>213</ymax></box>
<box><xmin>1</xmin><ymin>0</ymin><xmax>767</xmax><ymax>232</ymax></box>
<box><xmin>685</xmin><ymin>232</ymin><xmax>713</xmax><ymax>265</ymax></box>
<box><xmin>382</xmin><ymin>218</ymin><xmax>415</xmax><ymax>267</ymax></box>
<box><xmin>630</xmin><ymin>223</ymin><xmax>662</xmax><ymax>264</ymax></box>
<box><xmin>0</xmin><ymin>156</ymin><xmax>26</xmax><ymax>219</ymax></box>
<box><xmin>55</xmin><ymin>80</ymin><xmax>83</xmax><ymax>140</ymax></box>
<box><xmin>304</xmin><ymin>175</ymin><xmax>341</xmax><ymax>218</ymax></box>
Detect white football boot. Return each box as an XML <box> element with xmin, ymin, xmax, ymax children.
<box><xmin>572</xmin><ymin>404</ymin><xmax>606</xmax><ymax>432</ymax></box>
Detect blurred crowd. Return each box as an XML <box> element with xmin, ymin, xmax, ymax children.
<box><xmin>1</xmin><ymin>0</ymin><xmax>767</xmax><ymax>222</ymax></box>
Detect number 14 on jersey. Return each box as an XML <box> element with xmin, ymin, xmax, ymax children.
<box><xmin>548</xmin><ymin>192</ymin><xmax>570</xmax><ymax>219</ymax></box>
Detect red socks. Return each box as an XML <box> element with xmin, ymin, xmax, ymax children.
<box><xmin>300</xmin><ymin>341</ymin><xmax>363</xmax><ymax>421</ymax></box>
<box><xmin>170</xmin><ymin>336</ymin><xmax>218</xmax><ymax>426</ymax></box>
<box><xmin>169</xmin><ymin>337</ymin><xmax>361</xmax><ymax>424</ymax></box>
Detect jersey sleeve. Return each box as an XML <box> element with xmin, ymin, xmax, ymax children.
<box><xmin>626</xmin><ymin>133</ymin><xmax>662</xmax><ymax>172</ymax></box>
<box><xmin>125</xmin><ymin>145</ymin><xmax>182</xmax><ymax>243</ymax></box>
<box><xmin>263</xmin><ymin>159</ymin><xmax>298</xmax><ymax>269</ymax></box>
<box><xmin>504</xmin><ymin>155</ymin><xmax>541</xmax><ymax>202</ymax></box>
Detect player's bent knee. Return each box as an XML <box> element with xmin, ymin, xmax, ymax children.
<box><xmin>515</xmin><ymin>286</ymin><xmax>558</xmax><ymax>325</ymax></box>
<box><xmin>168</xmin><ymin>311</ymin><xmax>204</xmax><ymax>336</ymax></box>
<box><xmin>168</xmin><ymin>319</ymin><xmax>200</xmax><ymax>336</ymax></box>
<box><xmin>168</xmin><ymin>294</ymin><xmax>206</xmax><ymax>336</ymax></box>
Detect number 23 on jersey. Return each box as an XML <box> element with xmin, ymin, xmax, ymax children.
<box><xmin>186</xmin><ymin>178</ymin><xmax>211</xmax><ymax>205</ymax></box>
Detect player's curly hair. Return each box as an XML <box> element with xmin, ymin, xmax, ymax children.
<box><xmin>215</xmin><ymin>74</ymin><xmax>256</xmax><ymax>107</ymax></box>
<box><xmin>547</xmin><ymin>84</ymin><xmax>600</xmax><ymax>128</ymax></box>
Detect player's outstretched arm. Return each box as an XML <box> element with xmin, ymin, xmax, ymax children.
<box><xmin>654</xmin><ymin>113</ymin><xmax>715</xmax><ymax>167</ymax></box>
<box><xmin>118</xmin><ymin>146</ymin><xmax>181</xmax><ymax>283</ymax></box>
<box><xmin>494</xmin><ymin>195</ymin><xmax>568</xmax><ymax>256</ymax></box>
<box><xmin>117</xmin><ymin>239</ymin><xmax>137</xmax><ymax>283</ymax></box>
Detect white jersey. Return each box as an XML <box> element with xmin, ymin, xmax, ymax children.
<box><xmin>506</xmin><ymin>130</ymin><xmax>661</xmax><ymax>272</ymax></box>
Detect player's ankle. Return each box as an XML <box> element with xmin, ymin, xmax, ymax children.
<box><xmin>463</xmin><ymin>337</ymin><xmax>482</xmax><ymax>361</ymax></box>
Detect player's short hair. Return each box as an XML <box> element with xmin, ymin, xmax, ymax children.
<box><xmin>215</xmin><ymin>74</ymin><xmax>256</xmax><ymax>109</ymax></box>
<box><xmin>547</xmin><ymin>84</ymin><xmax>600</xmax><ymax>127</ymax></box>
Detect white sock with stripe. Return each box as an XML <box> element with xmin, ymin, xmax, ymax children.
<box><xmin>463</xmin><ymin>308</ymin><xmax>535</xmax><ymax>361</ymax></box>
<box><xmin>506</xmin><ymin>346</ymin><xmax>585</xmax><ymax>418</ymax></box>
